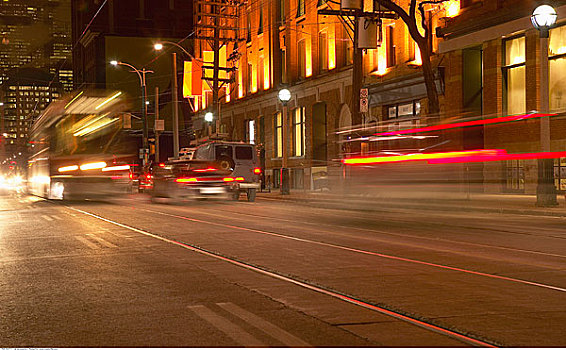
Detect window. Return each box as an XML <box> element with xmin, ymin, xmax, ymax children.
<box><xmin>247</xmin><ymin>13</ymin><xmax>252</xmax><ymax>42</ymax></box>
<box><xmin>281</xmin><ymin>48</ymin><xmax>287</xmax><ymax>83</ymax></box>
<box><xmin>248</xmin><ymin>63</ymin><xmax>253</xmax><ymax>93</ymax></box>
<box><xmin>279</xmin><ymin>0</ymin><xmax>285</xmax><ymax>25</ymax></box>
<box><xmin>236</xmin><ymin>146</ymin><xmax>253</xmax><ymax>160</ymax></box>
<box><xmin>298</xmin><ymin>40</ymin><xmax>306</xmax><ymax>78</ymax></box>
<box><xmin>505</xmin><ymin>159</ymin><xmax>525</xmax><ymax>192</ymax></box>
<box><xmin>387</xmin><ymin>25</ymin><xmax>396</xmax><ymax>67</ymax></box>
<box><xmin>297</xmin><ymin>0</ymin><xmax>305</xmax><ymax>17</ymax></box>
<box><xmin>549</xmin><ymin>25</ymin><xmax>566</xmax><ymax>112</ymax></box>
<box><xmin>554</xmin><ymin>158</ymin><xmax>566</xmax><ymax>191</ymax></box>
<box><xmin>275</xmin><ymin>112</ymin><xmax>283</xmax><ymax>158</ymax></box>
<box><xmin>245</xmin><ymin>119</ymin><xmax>255</xmax><ymax>144</ymax></box>
<box><xmin>503</xmin><ymin>36</ymin><xmax>526</xmax><ymax>115</ymax></box>
<box><xmin>293</xmin><ymin>107</ymin><xmax>305</xmax><ymax>157</ymax></box>
<box><xmin>319</xmin><ymin>31</ymin><xmax>328</xmax><ymax>72</ymax></box>
<box><xmin>258</xmin><ymin>7</ymin><xmax>263</xmax><ymax>34</ymax></box>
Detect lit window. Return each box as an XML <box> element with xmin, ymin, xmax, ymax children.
<box><xmin>319</xmin><ymin>31</ymin><xmax>328</xmax><ymax>72</ymax></box>
<box><xmin>386</xmin><ymin>25</ymin><xmax>396</xmax><ymax>67</ymax></box>
<box><xmin>275</xmin><ymin>112</ymin><xmax>282</xmax><ymax>158</ymax></box>
<box><xmin>549</xmin><ymin>25</ymin><xmax>566</xmax><ymax>111</ymax></box>
<box><xmin>297</xmin><ymin>0</ymin><xmax>305</xmax><ymax>17</ymax></box>
<box><xmin>503</xmin><ymin>36</ymin><xmax>526</xmax><ymax>115</ymax></box>
<box><xmin>298</xmin><ymin>40</ymin><xmax>306</xmax><ymax>78</ymax></box>
<box><xmin>293</xmin><ymin>107</ymin><xmax>305</xmax><ymax>157</ymax></box>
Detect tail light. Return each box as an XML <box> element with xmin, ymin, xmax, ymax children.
<box><xmin>235</xmin><ymin>177</ymin><xmax>244</xmax><ymax>182</ymax></box>
<box><xmin>146</xmin><ymin>173</ymin><xmax>152</xmax><ymax>180</ymax></box>
<box><xmin>223</xmin><ymin>177</ymin><xmax>235</xmax><ymax>182</ymax></box>
<box><xmin>253</xmin><ymin>167</ymin><xmax>262</xmax><ymax>174</ymax></box>
<box><xmin>176</xmin><ymin>177</ymin><xmax>198</xmax><ymax>183</ymax></box>
<box><xmin>194</xmin><ymin>167</ymin><xmax>217</xmax><ymax>172</ymax></box>
<box><xmin>159</xmin><ymin>163</ymin><xmax>165</xmax><ymax>167</ymax></box>
<box><xmin>129</xmin><ymin>172</ymin><xmax>134</xmax><ymax>180</ymax></box>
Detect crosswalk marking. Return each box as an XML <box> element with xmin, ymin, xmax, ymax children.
<box><xmin>75</xmin><ymin>236</ymin><xmax>99</xmax><ymax>250</ymax></box>
<box><xmin>41</xmin><ymin>215</ymin><xmax>53</xmax><ymax>221</ymax></box>
<box><xmin>86</xmin><ymin>233</ymin><xmax>117</xmax><ymax>248</ymax></box>
<box><xmin>188</xmin><ymin>304</ymin><xmax>266</xmax><ymax>347</ymax></box>
<box><xmin>217</xmin><ymin>302</ymin><xmax>310</xmax><ymax>347</ymax></box>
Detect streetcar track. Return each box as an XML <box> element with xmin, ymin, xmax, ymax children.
<box><xmin>68</xmin><ymin>206</ymin><xmax>497</xmax><ymax>348</ymax></box>
<box><xmin>132</xmin><ymin>206</ymin><xmax>566</xmax><ymax>293</ymax></box>
<box><xmin>258</xmin><ymin>196</ymin><xmax>566</xmax><ymax>239</ymax></box>
<box><xmin>174</xmin><ymin>203</ymin><xmax>566</xmax><ymax>260</ymax></box>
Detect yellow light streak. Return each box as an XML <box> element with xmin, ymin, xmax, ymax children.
<box><xmin>102</xmin><ymin>165</ymin><xmax>130</xmax><ymax>172</ymax></box>
<box><xmin>73</xmin><ymin>117</ymin><xmax>118</xmax><ymax>137</ymax></box>
<box><xmin>58</xmin><ymin>165</ymin><xmax>79</xmax><ymax>172</ymax></box>
<box><xmin>64</xmin><ymin>91</ymin><xmax>84</xmax><ymax>109</ymax></box>
<box><xmin>80</xmin><ymin>162</ymin><xmax>107</xmax><ymax>171</ymax></box>
<box><xmin>95</xmin><ymin>91</ymin><xmax>122</xmax><ymax>110</ymax></box>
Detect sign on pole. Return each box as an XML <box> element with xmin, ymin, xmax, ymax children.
<box><xmin>360</xmin><ymin>88</ymin><xmax>368</xmax><ymax>113</ymax></box>
<box><xmin>155</xmin><ymin>119</ymin><xmax>164</xmax><ymax>132</ymax></box>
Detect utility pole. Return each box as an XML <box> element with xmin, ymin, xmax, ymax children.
<box><xmin>318</xmin><ymin>4</ymin><xmax>397</xmax><ymax>154</ymax></box>
<box><xmin>155</xmin><ymin>86</ymin><xmax>160</xmax><ymax>163</ymax></box>
<box><xmin>194</xmin><ymin>0</ymin><xmax>245</xmax><ymax>139</ymax></box>
<box><xmin>172</xmin><ymin>53</ymin><xmax>179</xmax><ymax>158</ymax></box>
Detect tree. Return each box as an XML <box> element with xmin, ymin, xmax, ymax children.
<box><xmin>375</xmin><ymin>0</ymin><xmax>447</xmax><ymax>116</ymax></box>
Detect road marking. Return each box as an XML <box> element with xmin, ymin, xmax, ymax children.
<box><xmin>50</xmin><ymin>215</ymin><xmax>64</xmax><ymax>220</ymax></box>
<box><xmin>188</xmin><ymin>304</ymin><xmax>266</xmax><ymax>347</ymax></box>
<box><xmin>217</xmin><ymin>302</ymin><xmax>310</xmax><ymax>347</ymax></box>
<box><xmin>75</xmin><ymin>235</ymin><xmax>99</xmax><ymax>250</ymax></box>
<box><xmin>68</xmin><ymin>207</ymin><xmax>496</xmax><ymax>347</ymax></box>
<box><xmin>86</xmin><ymin>233</ymin><xmax>117</xmax><ymax>248</ymax></box>
<box><xmin>41</xmin><ymin>215</ymin><xmax>53</xmax><ymax>221</ymax></box>
<box><xmin>138</xmin><ymin>207</ymin><xmax>566</xmax><ymax>294</ymax></box>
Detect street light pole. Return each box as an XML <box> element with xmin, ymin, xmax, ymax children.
<box><xmin>110</xmin><ymin>60</ymin><xmax>153</xmax><ymax>168</ymax></box>
<box><xmin>278</xmin><ymin>88</ymin><xmax>291</xmax><ymax>195</ymax></box>
<box><xmin>532</xmin><ymin>5</ymin><xmax>558</xmax><ymax>207</ymax></box>
<box><xmin>155</xmin><ymin>41</ymin><xmax>195</xmax><ymax>159</ymax></box>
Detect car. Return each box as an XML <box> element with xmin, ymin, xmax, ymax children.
<box><xmin>192</xmin><ymin>141</ymin><xmax>261</xmax><ymax>202</ymax></box>
<box><xmin>150</xmin><ymin>159</ymin><xmax>234</xmax><ymax>203</ymax></box>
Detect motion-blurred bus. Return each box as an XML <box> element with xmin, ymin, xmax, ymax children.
<box><xmin>28</xmin><ymin>90</ymin><xmax>138</xmax><ymax>200</ymax></box>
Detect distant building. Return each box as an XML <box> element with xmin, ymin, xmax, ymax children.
<box><xmin>0</xmin><ymin>68</ymin><xmax>62</xmax><ymax>164</ymax></box>
<box><xmin>0</xmin><ymin>0</ymin><xmax>73</xmax><ymax>92</ymax></box>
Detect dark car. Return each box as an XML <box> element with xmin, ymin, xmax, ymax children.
<box><xmin>150</xmin><ymin>159</ymin><xmax>234</xmax><ymax>203</ymax></box>
<box><xmin>192</xmin><ymin>141</ymin><xmax>261</xmax><ymax>202</ymax></box>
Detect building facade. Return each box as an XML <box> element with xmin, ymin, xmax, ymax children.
<box><xmin>191</xmin><ymin>0</ymin><xmax>456</xmax><ymax>190</ymax></box>
<box><xmin>439</xmin><ymin>0</ymin><xmax>566</xmax><ymax>194</ymax></box>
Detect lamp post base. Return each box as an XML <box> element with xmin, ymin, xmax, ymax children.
<box><xmin>536</xmin><ymin>158</ymin><xmax>558</xmax><ymax>207</ymax></box>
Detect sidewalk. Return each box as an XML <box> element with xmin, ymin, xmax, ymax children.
<box><xmin>257</xmin><ymin>189</ymin><xmax>566</xmax><ymax>217</ymax></box>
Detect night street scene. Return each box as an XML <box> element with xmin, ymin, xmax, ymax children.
<box><xmin>3</xmin><ymin>0</ymin><xmax>566</xmax><ymax>348</ymax></box>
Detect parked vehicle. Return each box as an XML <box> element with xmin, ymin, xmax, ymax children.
<box><xmin>150</xmin><ymin>159</ymin><xmax>234</xmax><ymax>203</ymax></box>
<box><xmin>192</xmin><ymin>141</ymin><xmax>261</xmax><ymax>202</ymax></box>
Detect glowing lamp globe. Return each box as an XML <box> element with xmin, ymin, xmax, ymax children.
<box><xmin>278</xmin><ymin>89</ymin><xmax>291</xmax><ymax>103</ymax></box>
<box><xmin>532</xmin><ymin>5</ymin><xmax>557</xmax><ymax>30</ymax></box>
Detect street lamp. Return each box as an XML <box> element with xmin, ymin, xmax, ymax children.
<box><xmin>204</xmin><ymin>112</ymin><xmax>214</xmax><ymax>122</ymax></box>
<box><xmin>110</xmin><ymin>60</ymin><xmax>154</xmax><ymax>168</ymax></box>
<box><xmin>532</xmin><ymin>4</ymin><xmax>558</xmax><ymax>207</ymax></box>
<box><xmin>278</xmin><ymin>88</ymin><xmax>292</xmax><ymax>195</ymax></box>
<box><xmin>154</xmin><ymin>41</ymin><xmax>195</xmax><ymax>159</ymax></box>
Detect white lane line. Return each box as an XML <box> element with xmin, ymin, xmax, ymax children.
<box><xmin>138</xmin><ymin>207</ymin><xmax>566</xmax><ymax>294</ymax></box>
<box><xmin>86</xmin><ymin>233</ymin><xmax>117</xmax><ymax>248</ymax></box>
<box><xmin>68</xmin><ymin>207</ymin><xmax>495</xmax><ymax>347</ymax></box>
<box><xmin>41</xmin><ymin>215</ymin><xmax>53</xmax><ymax>221</ymax></box>
<box><xmin>75</xmin><ymin>235</ymin><xmax>99</xmax><ymax>250</ymax></box>
<box><xmin>217</xmin><ymin>302</ymin><xmax>310</xmax><ymax>347</ymax></box>
<box><xmin>188</xmin><ymin>305</ymin><xmax>266</xmax><ymax>347</ymax></box>
<box><xmin>50</xmin><ymin>215</ymin><xmax>64</xmax><ymax>220</ymax></box>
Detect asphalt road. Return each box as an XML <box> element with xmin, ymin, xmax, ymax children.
<box><xmin>1</xmin><ymin>192</ymin><xmax>565</xmax><ymax>347</ymax></box>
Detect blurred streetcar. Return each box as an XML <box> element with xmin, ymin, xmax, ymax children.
<box><xmin>27</xmin><ymin>90</ymin><xmax>138</xmax><ymax>200</ymax></box>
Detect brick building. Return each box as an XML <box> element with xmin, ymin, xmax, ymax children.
<box><xmin>192</xmin><ymin>0</ymin><xmax>456</xmax><ymax>190</ymax></box>
<box><xmin>439</xmin><ymin>0</ymin><xmax>566</xmax><ymax>194</ymax></box>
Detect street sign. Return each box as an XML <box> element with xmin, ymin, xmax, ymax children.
<box><xmin>360</xmin><ymin>88</ymin><xmax>369</xmax><ymax>113</ymax></box>
<box><xmin>155</xmin><ymin>119</ymin><xmax>164</xmax><ymax>131</ymax></box>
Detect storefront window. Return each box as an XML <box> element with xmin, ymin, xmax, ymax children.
<box><xmin>503</xmin><ymin>36</ymin><xmax>526</xmax><ymax>115</ymax></box>
<box><xmin>275</xmin><ymin>112</ymin><xmax>282</xmax><ymax>158</ymax></box>
<box><xmin>554</xmin><ymin>158</ymin><xmax>566</xmax><ymax>191</ymax></box>
<box><xmin>505</xmin><ymin>159</ymin><xmax>524</xmax><ymax>192</ymax></box>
